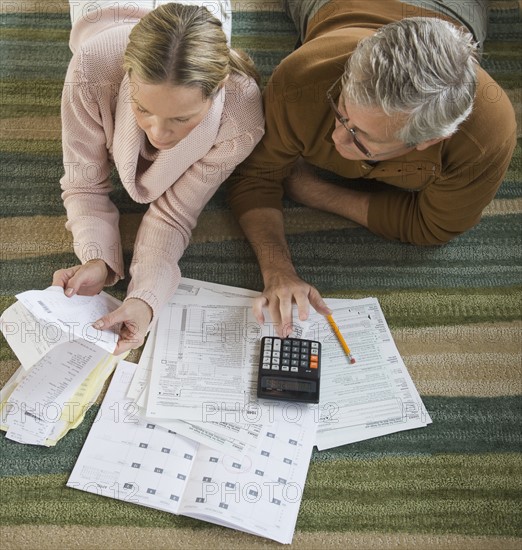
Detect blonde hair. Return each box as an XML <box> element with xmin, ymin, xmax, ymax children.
<box><xmin>123</xmin><ymin>3</ymin><xmax>259</xmax><ymax>97</ymax></box>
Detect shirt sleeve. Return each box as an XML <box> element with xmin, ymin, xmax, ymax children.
<box><xmin>227</xmin><ymin>63</ymin><xmax>304</xmax><ymax>218</ymax></box>
<box><xmin>59</xmin><ymin>44</ymin><xmax>125</xmax><ymax>284</ymax></box>
<box><xmin>126</xmin><ymin>85</ymin><xmax>265</xmax><ymax>317</ymax></box>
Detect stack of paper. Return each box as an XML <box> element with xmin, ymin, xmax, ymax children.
<box><xmin>66</xmin><ymin>278</ymin><xmax>430</xmax><ymax>543</ymax></box>
<box><xmin>124</xmin><ymin>278</ymin><xmax>431</xmax><ymax>451</ymax></box>
<box><xmin>68</xmin><ymin>360</ymin><xmax>317</xmax><ymax>544</ymax></box>
<box><xmin>0</xmin><ymin>288</ymin><xmax>124</xmax><ymax>446</ymax></box>
<box><xmin>1</xmin><ymin>278</ymin><xmax>431</xmax><ymax>543</ymax></box>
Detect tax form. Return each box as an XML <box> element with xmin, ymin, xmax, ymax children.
<box><xmin>0</xmin><ymin>300</ymin><xmax>70</xmax><ymax>371</ymax></box>
<box><xmin>128</xmin><ymin>278</ymin><xmax>265</xmax><ymax>456</ymax></box>
<box><xmin>69</xmin><ymin>360</ymin><xmax>317</xmax><ymax>544</ymax></box>
<box><xmin>0</xmin><ymin>287</ymin><xmax>124</xmax><ymax>446</ymax></box>
<box><xmin>1</xmin><ymin>338</ymin><xmax>110</xmax><ymax>445</ymax></box>
<box><xmin>146</xmin><ymin>294</ymin><xmax>263</xmax><ymax>422</ymax></box>
<box><xmin>128</xmin><ymin>321</ymin><xmax>263</xmax><ymax>459</ymax></box>
<box><xmin>142</xmin><ymin>280</ymin><xmax>430</xmax><ymax>451</ymax></box>
<box><xmin>309</xmin><ymin>297</ymin><xmax>432</xmax><ymax>450</ymax></box>
<box><xmin>127</xmin><ymin>277</ymin><xmax>260</xmax><ymax>402</ymax></box>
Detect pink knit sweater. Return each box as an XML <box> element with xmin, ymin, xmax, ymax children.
<box><xmin>60</xmin><ymin>8</ymin><xmax>264</xmax><ymax>317</ymax></box>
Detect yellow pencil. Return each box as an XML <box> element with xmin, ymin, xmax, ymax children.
<box><xmin>326</xmin><ymin>314</ymin><xmax>356</xmax><ymax>364</ymax></box>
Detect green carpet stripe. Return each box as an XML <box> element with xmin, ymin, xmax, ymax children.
<box><xmin>488</xmin><ymin>23</ymin><xmax>522</xmax><ymax>41</ymax></box>
<box><xmin>1</xmin><ymin>248</ymin><xmax>521</xmax><ymax>299</ymax></box>
<box><xmin>502</xmin><ymin>142</ymin><xmax>521</xmax><ymax>189</ymax></box>
<box><xmin>232</xmin><ymin>11</ymin><xmax>295</xmax><ymax>34</ymax></box>
<box><xmin>0</xmin><ymin>473</ymin><xmax>199</xmax><ymax>529</ymax></box>
<box><xmin>2</xmin><ymin>256</ymin><xmax>521</xmax><ymax>326</ymax></box>
<box><xmin>1</xmin><ymin>80</ymin><xmax>63</xmax><ymax>115</ymax></box>
<box><xmin>0</xmin><ymin>42</ymin><xmax>70</xmax><ymax>79</ymax></box>
<box><xmin>0</xmin><ymin>28</ymin><xmax>70</xmax><ymax>42</ymax></box>
<box><xmin>317</xmin><ymin>288</ymin><xmax>522</xmax><ymax>328</ymax></box>
<box><xmin>300</xmin><ymin>454</ymin><xmax>522</xmax><ymax>536</ymax></box>
<box><xmin>0</xmin><ymin>139</ymin><xmax>62</xmax><ymax>155</ymax></box>
<box><xmin>232</xmin><ymin>35</ymin><xmax>296</xmax><ymax>50</ymax></box>
<box><xmin>0</xmin><ymin>104</ymin><xmax>60</xmax><ymax>118</ymax></box>
<box><xmin>0</xmin><ymin>154</ymin><xmax>519</xmax><ymax>216</ymax></box>
<box><xmin>0</xmin><ymin>454</ymin><xmax>520</xmax><ymax>536</ymax></box>
<box><xmin>312</xmin><ymin>396</ymin><xmax>522</xmax><ymax>459</ymax></box>
<box><xmin>0</xmin><ymin>13</ymin><xmax>71</xmax><ymax>30</ymax></box>
<box><xmin>1</xmin><ymin>397</ymin><xmax>520</xmax><ymax>478</ymax></box>
<box><xmin>480</xmin><ymin>58</ymin><xmax>522</xmax><ymax>74</ymax></box>
<box><xmin>489</xmin><ymin>5</ymin><xmax>522</xmax><ymax>23</ymax></box>
<box><xmin>484</xmin><ymin>40</ymin><xmax>522</xmax><ymax>56</ymax></box>
<box><xmin>1</xmin><ymin>156</ymin><xmax>521</xmax><ymax>218</ymax></box>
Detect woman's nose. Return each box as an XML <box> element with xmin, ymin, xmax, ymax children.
<box><xmin>149</xmin><ymin>119</ymin><xmax>171</xmax><ymax>140</ymax></box>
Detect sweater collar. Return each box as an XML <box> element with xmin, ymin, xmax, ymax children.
<box><xmin>112</xmin><ymin>73</ymin><xmax>225</xmax><ymax>203</ymax></box>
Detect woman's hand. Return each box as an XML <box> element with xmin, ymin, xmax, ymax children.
<box><xmin>52</xmin><ymin>260</ymin><xmax>108</xmax><ymax>297</ymax></box>
<box><xmin>93</xmin><ymin>298</ymin><xmax>153</xmax><ymax>356</ymax></box>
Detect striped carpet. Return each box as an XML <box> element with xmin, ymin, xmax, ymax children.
<box><xmin>1</xmin><ymin>0</ymin><xmax>521</xmax><ymax>548</ymax></box>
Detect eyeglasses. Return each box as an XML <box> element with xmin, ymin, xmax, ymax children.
<box><xmin>327</xmin><ymin>77</ymin><xmax>373</xmax><ymax>158</ymax></box>
<box><xmin>327</xmin><ymin>78</ymin><xmax>411</xmax><ymax>160</ymax></box>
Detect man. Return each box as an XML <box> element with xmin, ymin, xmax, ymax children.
<box><xmin>227</xmin><ymin>0</ymin><xmax>517</xmax><ymax>335</ymax></box>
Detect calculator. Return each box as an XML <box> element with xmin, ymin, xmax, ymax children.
<box><xmin>256</xmin><ymin>336</ymin><xmax>321</xmax><ymax>404</ymax></box>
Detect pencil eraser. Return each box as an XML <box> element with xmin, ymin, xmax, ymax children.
<box><xmin>350</xmin><ymin>358</ymin><xmax>356</xmax><ymax>364</ymax></box>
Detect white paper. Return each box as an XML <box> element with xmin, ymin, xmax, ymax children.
<box><xmin>146</xmin><ymin>294</ymin><xmax>264</xmax><ymax>421</ymax></box>
<box><xmin>69</xmin><ymin>361</ymin><xmax>317</xmax><ymax>544</ymax></box>
<box><xmin>127</xmin><ymin>278</ymin><xmax>259</xmax><ymax>402</ymax></box>
<box><xmin>3</xmin><ymin>338</ymin><xmax>109</xmax><ymax>445</ymax></box>
<box><xmin>154</xmin><ymin>418</ymin><xmax>263</xmax><ymax>459</ymax></box>
<box><xmin>177</xmin><ymin>277</ymin><xmax>261</xmax><ymax>299</ymax></box>
<box><xmin>310</xmin><ymin>298</ymin><xmax>431</xmax><ymax>450</ymax></box>
<box><xmin>127</xmin><ymin>324</ymin><xmax>156</xmax><ymax>402</ymax></box>
<box><xmin>15</xmin><ymin>287</ymin><xmax>121</xmax><ymax>353</ymax></box>
<box><xmin>0</xmin><ymin>300</ymin><xmax>70</xmax><ymax>370</ymax></box>
<box><xmin>144</xmin><ymin>287</ymin><xmax>430</xmax><ymax>450</ymax></box>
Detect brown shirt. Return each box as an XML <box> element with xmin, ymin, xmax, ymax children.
<box><xmin>228</xmin><ymin>0</ymin><xmax>517</xmax><ymax>244</ymax></box>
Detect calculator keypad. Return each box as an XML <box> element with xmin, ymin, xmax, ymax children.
<box><xmin>262</xmin><ymin>337</ymin><xmax>320</xmax><ymax>373</ymax></box>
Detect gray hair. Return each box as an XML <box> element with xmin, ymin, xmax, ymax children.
<box><xmin>342</xmin><ymin>17</ymin><xmax>479</xmax><ymax>145</ymax></box>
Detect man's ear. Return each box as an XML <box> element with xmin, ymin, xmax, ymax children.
<box><xmin>415</xmin><ymin>136</ymin><xmax>447</xmax><ymax>151</ymax></box>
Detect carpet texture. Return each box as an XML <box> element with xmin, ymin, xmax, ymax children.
<box><xmin>0</xmin><ymin>1</ymin><xmax>521</xmax><ymax>548</ymax></box>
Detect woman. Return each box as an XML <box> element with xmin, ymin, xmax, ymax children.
<box><xmin>52</xmin><ymin>1</ymin><xmax>264</xmax><ymax>354</ymax></box>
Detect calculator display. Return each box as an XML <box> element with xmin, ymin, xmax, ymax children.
<box><xmin>263</xmin><ymin>377</ymin><xmax>317</xmax><ymax>393</ymax></box>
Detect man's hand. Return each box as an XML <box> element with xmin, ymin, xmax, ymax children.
<box><xmin>93</xmin><ymin>298</ymin><xmax>153</xmax><ymax>355</ymax></box>
<box><xmin>254</xmin><ymin>269</ymin><xmax>331</xmax><ymax>337</ymax></box>
<box><xmin>52</xmin><ymin>259</ymin><xmax>108</xmax><ymax>297</ymax></box>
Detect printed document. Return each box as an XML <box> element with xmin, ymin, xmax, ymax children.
<box><xmin>0</xmin><ymin>287</ymin><xmax>124</xmax><ymax>445</ymax></box>
<box><xmin>144</xmin><ymin>289</ymin><xmax>430</xmax><ymax>450</ymax></box>
<box><xmin>68</xmin><ymin>361</ymin><xmax>317</xmax><ymax>544</ymax></box>
<box><xmin>310</xmin><ymin>298</ymin><xmax>432</xmax><ymax>450</ymax></box>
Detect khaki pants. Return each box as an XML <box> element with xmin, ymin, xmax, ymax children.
<box><xmin>281</xmin><ymin>0</ymin><xmax>489</xmax><ymax>52</ymax></box>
